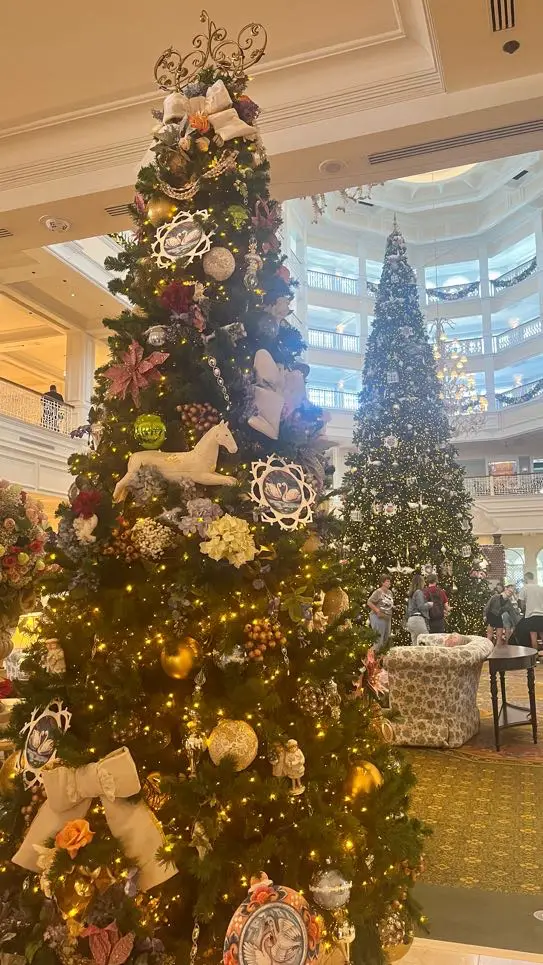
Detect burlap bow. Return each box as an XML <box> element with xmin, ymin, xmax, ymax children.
<box><xmin>165</xmin><ymin>79</ymin><xmax>256</xmax><ymax>141</ymax></box>
<box><xmin>12</xmin><ymin>747</ymin><xmax>177</xmax><ymax>892</ymax></box>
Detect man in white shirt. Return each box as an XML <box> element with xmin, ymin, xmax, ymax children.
<box><xmin>519</xmin><ymin>572</ymin><xmax>543</xmax><ymax>648</ymax></box>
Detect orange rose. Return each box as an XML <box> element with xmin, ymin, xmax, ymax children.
<box><xmin>55</xmin><ymin>818</ymin><xmax>94</xmax><ymax>858</ymax></box>
<box><xmin>188</xmin><ymin>112</ymin><xmax>210</xmax><ymax>134</ymax></box>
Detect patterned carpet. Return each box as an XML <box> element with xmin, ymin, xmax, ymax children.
<box><xmin>462</xmin><ymin>662</ymin><xmax>543</xmax><ymax>762</ymax></box>
<box><xmin>407</xmin><ymin>748</ymin><xmax>543</xmax><ymax>894</ymax></box>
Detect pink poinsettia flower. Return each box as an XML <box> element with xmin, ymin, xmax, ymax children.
<box><xmin>104</xmin><ymin>341</ymin><xmax>169</xmax><ymax>407</ymax></box>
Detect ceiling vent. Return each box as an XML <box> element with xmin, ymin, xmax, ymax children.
<box><xmin>368</xmin><ymin>118</ymin><xmax>543</xmax><ymax>165</ymax></box>
<box><xmin>489</xmin><ymin>0</ymin><xmax>515</xmax><ymax>31</ymax></box>
<box><xmin>512</xmin><ymin>169</ymin><xmax>528</xmax><ymax>181</ymax></box>
<box><xmin>104</xmin><ymin>203</ymin><xmax>132</xmax><ymax>218</ymax></box>
<box><xmin>0</xmin><ymin>228</ymin><xmax>13</xmax><ymax>239</ymax></box>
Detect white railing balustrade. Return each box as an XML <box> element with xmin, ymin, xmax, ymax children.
<box><xmin>307</xmin><ymin>385</ymin><xmax>359</xmax><ymax>410</ymax></box>
<box><xmin>307</xmin><ymin>329</ymin><xmax>360</xmax><ymax>353</ymax></box>
<box><xmin>465</xmin><ymin>473</ymin><xmax>543</xmax><ymax>497</ymax></box>
<box><xmin>443</xmin><ymin>337</ymin><xmax>484</xmax><ymax>356</ymax></box>
<box><xmin>492</xmin><ymin>317</ymin><xmax>543</xmax><ymax>353</ymax></box>
<box><xmin>306</xmin><ymin>270</ymin><xmax>360</xmax><ymax>297</ymax></box>
<box><xmin>495</xmin><ymin>378</ymin><xmax>543</xmax><ymax>408</ymax></box>
<box><xmin>0</xmin><ymin>378</ymin><xmax>76</xmax><ymax>435</ymax></box>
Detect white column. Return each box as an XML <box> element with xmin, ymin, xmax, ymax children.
<box><xmin>533</xmin><ymin>210</ymin><xmax>543</xmax><ymax>314</ymax></box>
<box><xmin>65</xmin><ymin>332</ymin><xmax>95</xmax><ymax>425</ymax></box>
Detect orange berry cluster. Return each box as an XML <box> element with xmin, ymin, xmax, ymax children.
<box><xmin>178</xmin><ymin>403</ymin><xmax>220</xmax><ymax>439</ymax></box>
<box><xmin>244</xmin><ymin>618</ymin><xmax>287</xmax><ymax>662</ymax></box>
<box><xmin>101</xmin><ymin>517</ymin><xmax>140</xmax><ymax>562</ymax></box>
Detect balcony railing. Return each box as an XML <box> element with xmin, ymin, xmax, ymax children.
<box><xmin>465</xmin><ymin>473</ymin><xmax>543</xmax><ymax>497</ymax></box>
<box><xmin>307</xmin><ymin>385</ymin><xmax>359</xmax><ymax>410</ymax></box>
<box><xmin>427</xmin><ymin>281</ymin><xmax>480</xmax><ymax>302</ymax></box>
<box><xmin>490</xmin><ymin>257</ymin><xmax>537</xmax><ymax>294</ymax></box>
<box><xmin>492</xmin><ymin>316</ymin><xmax>543</xmax><ymax>353</ymax></box>
<box><xmin>307</xmin><ymin>270</ymin><xmax>360</xmax><ymax>297</ymax></box>
<box><xmin>0</xmin><ymin>378</ymin><xmax>75</xmax><ymax>435</ymax></box>
<box><xmin>442</xmin><ymin>336</ymin><xmax>484</xmax><ymax>356</ymax></box>
<box><xmin>495</xmin><ymin>378</ymin><xmax>543</xmax><ymax>408</ymax></box>
<box><xmin>307</xmin><ymin>328</ymin><xmax>360</xmax><ymax>353</ymax></box>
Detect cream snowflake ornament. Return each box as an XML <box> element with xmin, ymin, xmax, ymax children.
<box><xmin>250</xmin><ymin>455</ymin><xmax>316</xmax><ymax>531</ymax></box>
<box><xmin>152</xmin><ymin>209</ymin><xmax>214</xmax><ymax>268</ymax></box>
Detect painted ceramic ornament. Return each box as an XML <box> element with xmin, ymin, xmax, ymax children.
<box><xmin>152</xmin><ymin>209</ymin><xmax>214</xmax><ymax>268</ymax></box>
<box><xmin>223</xmin><ymin>875</ymin><xmax>320</xmax><ymax>965</ymax></box>
<box><xmin>19</xmin><ymin>700</ymin><xmax>71</xmax><ymax>789</ymax></box>
<box><xmin>250</xmin><ymin>455</ymin><xmax>316</xmax><ymax>531</ymax></box>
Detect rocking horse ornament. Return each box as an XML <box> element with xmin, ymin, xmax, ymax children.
<box><xmin>113</xmin><ymin>421</ymin><xmax>238</xmax><ymax>501</ymax></box>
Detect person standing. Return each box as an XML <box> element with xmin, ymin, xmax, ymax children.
<box><xmin>484</xmin><ymin>583</ymin><xmax>504</xmax><ymax>646</ymax></box>
<box><xmin>406</xmin><ymin>574</ymin><xmax>432</xmax><ymax>646</ymax></box>
<box><xmin>423</xmin><ymin>574</ymin><xmax>449</xmax><ymax>633</ymax></box>
<box><xmin>518</xmin><ymin>572</ymin><xmax>543</xmax><ymax>649</ymax></box>
<box><xmin>41</xmin><ymin>384</ymin><xmax>65</xmax><ymax>432</ymax></box>
<box><xmin>501</xmin><ymin>584</ymin><xmax>522</xmax><ymax>643</ymax></box>
<box><xmin>367</xmin><ymin>575</ymin><xmax>394</xmax><ymax>652</ymax></box>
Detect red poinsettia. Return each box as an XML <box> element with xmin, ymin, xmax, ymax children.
<box><xmin>160</xmin><ymin>281</ymin><xmax>194</xmax><ymax>316</ymax></box>
<box><xmin>72</xmin><ymin>490</ymin><xmax>101</xmax><ymax>519</ymax></box>
<box><xmin>104</xmin><ymin>341</ymin><xmax>169</xmax><ymax>407</ymax></box>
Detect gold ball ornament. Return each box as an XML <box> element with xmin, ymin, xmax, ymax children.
<box><xmin>322</xmin><ymin>587</ymin><xmax>350</xmax><ymax>620</ymax></box>
<box><xmin>203</xmin><ymin>246</ymin><xmax>236</xmax><ymax>281</ymax></box>
<box><xmin>147</xmin><ymin>198</ymin><xmax>177</xmax><ymax>226</ymax></box>
<box><xmin>160</xmin><ymin>637</ymin><xmax>200</xmax><ymax>679</ymax></box>
<box><xmin>383</xmin><ymin>938</ymin><xmax>413</xmax><ymax>962</ymax></box>
<box><xmin>0</xmin><ymin>751</ymin><xmax>19</xmax><ymax>796</ymax></box>
<box><xmin>348</xmin><ymin>762</ymin><xmax>384</xmax><ymax>797</ymax></box>
<box><xmin>208</xmin><ymin>719</ymin><xmax>258</xmax><ymax>771</ymax></box>
<box><xmin>195</xmin><ymin>137</ymin><xmax>210</xmax><ymax>152</ymax></box>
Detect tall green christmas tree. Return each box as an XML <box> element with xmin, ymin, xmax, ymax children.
<box><xmin>343</xmin><ymin>222</ymin><xmax>488</xmax><ymax>642</ymax></box>
<box><xmin>0</xmin><ymin>17</ymin><xmax>426</xmax><ymax>965</ymax></box>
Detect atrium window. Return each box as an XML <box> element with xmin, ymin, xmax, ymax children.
<box><xmin>307</xmin><ymin>306</ymin><xmax>360</xmax><ymax>334</ymax></box>
<box><xmin>488</xmin><ymin>234</ymin><xmax>536</xmax><ymax>280</ymax></box>
<box><xmin>494</xmin><ymin>354</ymin><xmax>543</xmax><ymax>393</ymax></box>
<box><xmin>424</xmin><ymin>259</ymin><xmax>479</xmax><ymax>289</ymax></box>
<box><xmin>505</xmin><ymin>547</ymin><xmax>525</xmax><ymax>589</ymax></box>
<box><xmin>306</xmin><ymin>246</ymin><xmax>358</xmax><ymax>278</ymax></box>
<box><xmin>491</xmin><ymin>293</ymin><xmax>540</xmax><ymax>333</ymax></box>
<box><xmin>366</xmin><ymin>260</ymin><xmax>382</xmax><ymax>284</ymax></box>
<box><xmin>537</xmin><ymin>549</ymin><xmax>543</xmax><ymax>587</ymax></box>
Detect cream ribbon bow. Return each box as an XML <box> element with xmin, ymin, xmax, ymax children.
<box><xmin>12</xmin><ymin>747</ymin><xmax>177</xmax><ymax>892</ymax></box>
<box><xmin>166</xmin><ymin>79</ymin><xmax>256</xmax><ymax>141</ymax></box>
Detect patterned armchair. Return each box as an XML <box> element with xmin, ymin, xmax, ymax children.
<box><xmin>383</xmin><ymin>635</ymin><xmax>493</xmax><ymax>748</ymax></box>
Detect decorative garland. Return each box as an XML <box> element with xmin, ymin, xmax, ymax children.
<box><xmin>497</xmin><ymin>377</ymin><xmax>543</xmax><ymax>406</ymax></box>
<box><xmin>492</xmin><ymin>257</ymin><xmax>537</xmax><ymax>291</ymax></box>
<box><xmin>427</xmin><ymin>281</ymin><xmax>480</xmax><ymax>302</ymax></box>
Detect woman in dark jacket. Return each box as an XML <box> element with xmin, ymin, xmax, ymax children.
<box><xmin>485</xmin><ymin>583</ymin><xmax>504</xmax><ymax>646</ymax></box>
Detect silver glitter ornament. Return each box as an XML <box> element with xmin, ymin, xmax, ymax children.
<box><xmin>310</xmin><ymin>869</ymin><xmax>351</xmax><ymax>910</ymax></box>
<box><xmin>145</xmin><ymin>325</ymin><xmax>169</xmax><ymax>346</ymax></box>
<box><xmin>203</xmin><ymin>246</ymin><xmax>236</xmax><ymax>281</ymax></box>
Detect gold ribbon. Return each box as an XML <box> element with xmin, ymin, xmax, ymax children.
<box><xmin>12</xmin><ymin>747</ymin><xmax>177</xmax><ymax>892</ymax></box>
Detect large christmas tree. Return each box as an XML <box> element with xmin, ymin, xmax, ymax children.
<box><xmin>0</xmin><ymin>15</ymin><xmax>425</xmax><ymax>965</ymax></box>
<box><xmin>343</xmin><ymin>222</ymin><xmax>487</xmax><ymax>642</ymax></box>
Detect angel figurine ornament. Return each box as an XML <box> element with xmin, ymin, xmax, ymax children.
<box><xmin>272</xmin><ymin>739</ymin><xmax>305</xmax><ymax>796</ymax></box>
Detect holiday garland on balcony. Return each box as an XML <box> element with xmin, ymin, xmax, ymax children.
<box><xmin>498</xmin><ymin>377</ymin><xmax>543</xmax><ymax>406</ymax></box>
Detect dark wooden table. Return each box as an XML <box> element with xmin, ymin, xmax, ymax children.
<box><xmin>488</xmin><ymin>645</ymin><xmax>538</xmax><ymax>751</ymax></box>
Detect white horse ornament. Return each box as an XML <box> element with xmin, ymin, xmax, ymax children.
<box><xmin>113</xmin><ymin>420</ymin><xmax>238</xmax><ymax>502</ymax></box>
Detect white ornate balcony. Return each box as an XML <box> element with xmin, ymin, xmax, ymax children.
<box><xmin>492</xmin><ymin>316</ymin><xmax>543</xmax><ymax>352</ymax></box>
<box><xmin>306</xmin><ymin>270</ymin><xmax>360</xmax><ymax>297</ymax></box>
<box><xmin>307</xmin><ymin>329</ymin><xmax>360</xmax><ymax>353</ymax></box>
<box><xmin>0</xmin><ymin>378</ymin><xmax>77</xmax><ymax>435</ymax></box>
<box><xmin>465</xmin><ymin>473</ymin><xmax>543</xmax><ymax>497</ymax></box>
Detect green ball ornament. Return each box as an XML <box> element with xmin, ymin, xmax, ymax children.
<box><xmin>134</xmin><ymin>413</ymin><xmax>166</xmax><ymax>450</ymax></box>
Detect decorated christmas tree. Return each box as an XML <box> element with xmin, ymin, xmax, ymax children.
<box><xmin>0</xmin><ymin>16</ymin><xmax>426</xmax><ymax>965</ymax></box>
<box><xmin>343</xmin><ymin>222</ymin><xmax>488</xmax><ymax>642</ymax></box>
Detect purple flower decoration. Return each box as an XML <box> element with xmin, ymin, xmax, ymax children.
<box><xmin>179</xmin><ymin>498</ymin><xmax>223</xmax><ymax>537</ymax></box>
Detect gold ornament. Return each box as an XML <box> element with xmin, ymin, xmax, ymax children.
<box><xmin>56</xmin><ymin>873</ymin><xmax>94</xmax><ymax>920</ymax></box>
<box><xmin>0</xmin><ymin>751</ymin><xmax>19</xmax><ymax>796</ymax></box>
<box><xmin>147</xmin><ymin>198</ymin><xmax>177</xmax><ymax>226</ymax></box>
<box><xmin>208</xmin><ymin>719</ymin><xmax>258</xmax><ymax>771</ymax></box>
<box><xmin>142</xmin><ymin>771</ymin><xmax>168</xmax><ymax>810</ymax></box>
<box><xmin>244</xmin><ymin>617</ymin><xmax>286</xmax><ymax>662</ymax></box>
<box><xmin>160</xmin><ymin>637</ymin><xmax>200</xmax><ymax>679</ymax></box>
<box><xmin>195</xmin><ymin>137</ymin><xmax>210</xmax><ymax>152</ymax></box>
<box><xmin>348</xmin><ymin>762</ymin><xmax>384</xmax><ymax>797</ymax></box>
<box><xmin>322</xmin><ymin>587</ymin><xmax>350</xmax><ymax>620</ymax></box>
<box><xmin>383</xmin><ymin>938</ymin><xmax>413</xmax><ymax>962</ymax></box>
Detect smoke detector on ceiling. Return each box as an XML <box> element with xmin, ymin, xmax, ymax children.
<box><xmin>39</xmin><ymin>216</ymin><xmax>71</xmax><ymax>233</ymax></box>
<box><xmin>318</xmin><ymin>159</ymin><xmax>347</xmax><ymax>175</ymax></box>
